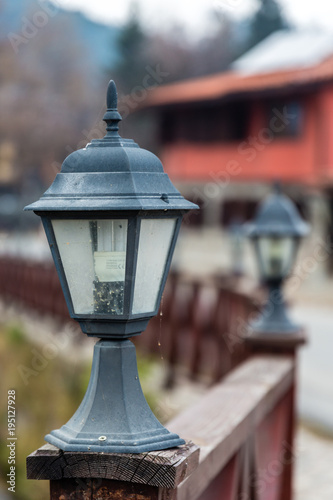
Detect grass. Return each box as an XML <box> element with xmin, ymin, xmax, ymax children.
<box><xmin>0</xmin><ymin>321</ymin><xmax>159</xmax><ymax>500</ymax></box>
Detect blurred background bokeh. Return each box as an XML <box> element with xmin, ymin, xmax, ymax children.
<box><xmin>1</xmin><ymin>0</ymin><xmax>333</xmax><ymax>498</ymax></box>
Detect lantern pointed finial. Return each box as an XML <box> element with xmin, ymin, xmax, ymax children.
<box><xmin>107</xmin><ymin>80</ymin><xmax>118</xmax><ymax>109</ymax></box>
<box><xmin>103</xmin><ymin>80</ymin><xmax>122</xmax><ymax>134</ymax></box>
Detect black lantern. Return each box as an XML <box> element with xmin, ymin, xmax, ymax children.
<box><xmin>25</xmin><ymin>81</ymin><xmax>197</xmax><ymax>453</ymax></box>
<box><xmin>246</xmin><ymin>185</ymin><xmax>309</xmax><ymax>334</ymax></box>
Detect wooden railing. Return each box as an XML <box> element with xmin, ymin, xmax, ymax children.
<box><xmin>4</xmin><ymin>256</ymin><xmax>300</xmax><ymax>498</ymax></box>
<box><xmin>0</xmin><ymin>256</ymin><xmax>68</xmax><ymax>320</ymax></box>
<box><xmin>0</xmin><ymin>256</ymin><xmax>259</xmax><ymax>382</ymax></box>
<box><xmin>27</xmin><ymin>354</ymin><xmax>296</xmax><ymax>499</ymax></box>
<box><xmin>140</xmin><ymin>272</ymin><xmax>259</xmax><ymax>384</ymax></box>
<box><xmin>167</xmin><ymin>355</ymin><xmax>295</xmax><ymax>500</ymax></box>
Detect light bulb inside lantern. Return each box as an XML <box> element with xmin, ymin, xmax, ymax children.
<box><xmin>90</xmin><ymin>220</ymin><xmax>128</xmax><ymax>314</ymax></box>
<box><xmin>257</xmin><ymin>236</ymin><xmax>296</xmax><ymax>279</ymax></box>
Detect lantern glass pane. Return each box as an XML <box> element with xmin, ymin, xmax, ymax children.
<box><xmin>52</xmin><ymin>219</ymin><xmax>128</xmax><ymax>315</ymax></box>
<box><xmin>257</xmin><ymin>236</ymin><xmax>296</xmax><ymax>279</ymax></box>
<box><xmin>132</xmin><ymin>218</ymin><xmax>177</xmax><ymax>315</ymax></box>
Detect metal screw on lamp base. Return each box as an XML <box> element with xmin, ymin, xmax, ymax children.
<box><xmin>45</xmin><ymin>339</ymin><xmax>185</xmax><ymax>453</ymax></box>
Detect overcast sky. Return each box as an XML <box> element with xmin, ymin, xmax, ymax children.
<box><xmin>56</xmin><ymin>0</ymin><xmax>333</xmax><ymax>35</ymax></box>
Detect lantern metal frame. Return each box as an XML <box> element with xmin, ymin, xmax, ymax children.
<box><xmin>40</xmin><ymin>210</ymin><xmax>183</xmax><ymax>338</ymax></box>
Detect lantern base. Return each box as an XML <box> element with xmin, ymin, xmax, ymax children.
<box><xmin>77</xmin><ymin>317</ymin><xmax>151</xmax><ymax>339</ymax></box>
<box><xmin>45</xmin><ymin>339</ymin><xmax>184</xmax><ymax>453</ymax></box>
<box><xmin>249</xmin><ymin>284</ymin><xmax>299</xmax><ymax>334</ymax></box>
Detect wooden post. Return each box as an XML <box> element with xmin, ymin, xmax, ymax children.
<box><xmin>245</xmin><ymin>328</ymin><xmax>306</xmax><ymax>500</ymax></box>
<box><xmin>26</xmin><ymin>442</ymin><xmax>199</xmax><ymax>500</ymax></box>
<box><xmin>245</xmin><ymin>329</ymin><xmax>306</xmax><ymax>356</ymax></box>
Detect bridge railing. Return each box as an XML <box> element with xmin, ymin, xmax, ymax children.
<box><xmin>1</xmin><ymin>256</ymin><xmax>300</xmax><ymax>499</ymax></box>
<box><xmin>0</xmin><ymin>256</ymin><xmax>260</xmax><ymax>382</ymax></box>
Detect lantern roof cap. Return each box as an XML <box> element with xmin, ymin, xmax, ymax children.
<box><xmin>25</xmin><ymin>80</ymin><xmax>197</xmax><ymax>213</ymax></box>
<box><xmin>246</xmin><ymin>183</ymin><xmax>310</xmax><ymax>237</ymax></box>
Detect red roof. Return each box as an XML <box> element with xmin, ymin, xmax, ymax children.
<box><xmin>143</xmin><ymin>56</ymin><xmax>333</xmax><ymax>108</ymax></box>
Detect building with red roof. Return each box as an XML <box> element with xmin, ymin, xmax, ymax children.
<box><xmin>139</xmin><ymin>30</ymin><xmax>333</xmax><ymax>276</ymax></box>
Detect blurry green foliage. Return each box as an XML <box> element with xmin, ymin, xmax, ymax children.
<box><xmin>0</xmin><ymin>323</ymin><xmax>159</xmax><ymax>500</ymax></box>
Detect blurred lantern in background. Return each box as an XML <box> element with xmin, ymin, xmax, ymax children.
<box><xmin>25</xmin><ymin>80</ymin><xmax>197</xmax><ymax>453</ymax></box>
<box><xmin>246</xmin><ymin>184</ymin><xmax>309</xmax><ymax>335</ymax></box>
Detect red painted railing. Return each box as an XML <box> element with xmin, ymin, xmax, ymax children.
<box><xmin>0</xmin><ymin>257</ymin><xmax>259</xmax><ymax>382</ymax></box>
<box><xmin>4</xmin><ymin>256</ymin><xmax>298</xmax><ymax>499</ymax></box>
<box><xmin>142</xmin><ymin>272</ymin><xmax>258</xmax><ymax>384</ymax></box>
<box><xmin>0</xmin><ymin>257</ymin><xmax>68</xmax><ymax>320</ymax></box>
